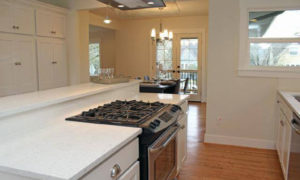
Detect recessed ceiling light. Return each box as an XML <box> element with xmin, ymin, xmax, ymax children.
<box><xmin>118</xmin><ymin>4</ymin><xmax>125</xmax><ymax>8</ymax></box>
<box><xmin>147</xmin><ymin>1</ymin><xmax>154</xmax><ymax>5</ymax></box>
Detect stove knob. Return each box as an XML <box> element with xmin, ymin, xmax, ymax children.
<box><xmin>171</xmin><ymin>106</ymin><xmax>178</xmax><ymax>112</ymax></box>
<box><xmin>149</xmin><ymin>122</ymin><xmax>157</xmax><ymax>129</ymax></box>
<box><xmin>153</xmin><ymin>119</ymin><xmax>161</xmax><ymax>126</ymax></box>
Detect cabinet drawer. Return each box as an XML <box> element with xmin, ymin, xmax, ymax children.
<box><xmin>278</xmin><ymin>96</ymin><xmax>293</xmax><ymax>120</ymax></box>
<box><xmin>81</xmin><ymin>139</ymin><xmax>139</xmax><ymax>180</ymax></box>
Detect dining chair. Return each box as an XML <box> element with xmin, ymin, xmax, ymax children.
<box><xmin>183</xmin><ymin>78</ymin><xmax>189</xmax><ymax>94</ymax></box>
<box><xmin>144</xmin><ymin>76</ymin><xmax>150</xmax><ymax>81</ymax></box>
<box><xmin>173</xmin><ymin>79</ymin><xmax>181</xmax><ymax>94</ymax></box>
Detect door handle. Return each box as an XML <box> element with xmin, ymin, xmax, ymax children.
<box><xmin>172</xmin><ymin>70</ymin><xmax>176</xmax><ymax>73</ymax></box>
<box><xmin>177</xmin><ymin>71</ymin><xmax>180</xmax><ymax>73</ymax></box>
<box><xmin>291</xmin><ymin>119</ymin><xmax>300</xmax><ymax>135</ymax></box>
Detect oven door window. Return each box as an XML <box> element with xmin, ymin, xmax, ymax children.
<box><xmin>154</xmin><ymin>139</ymin><xmax>176</xmax><ymax>180</ymax></box>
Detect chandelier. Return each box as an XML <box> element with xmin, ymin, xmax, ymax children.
<box><xmin>150</xmin><ymin>9</ymin><xmax>173</xmax><ymax>43</ymax></box>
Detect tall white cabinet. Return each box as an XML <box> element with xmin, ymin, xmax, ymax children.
<box><xmin>0</xmin><ymin>0</ymin><xmax>68</xmax><ymax>96</ymax></box>
<box><xmin>37</xmin><ymin>38</ymin><xmax>67</xmax><ymax>90</ymax></box>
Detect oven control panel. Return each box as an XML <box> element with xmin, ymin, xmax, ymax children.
<box><xmin>142</xmin><ymin>105</ymin><xmax>182</xmax><ymax>133</ymax></box>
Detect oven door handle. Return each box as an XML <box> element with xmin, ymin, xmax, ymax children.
<box><xmin>149</xmin><ymin>125</ymin><xmax>180</xmax><ymax>153</ymax></box>
<box><xmin>291</xmin><ymin>119</ymin><xmax>300</xmax><ymax>135</ymax></box>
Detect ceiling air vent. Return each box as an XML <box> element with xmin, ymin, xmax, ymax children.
<box><xmin>97</xmin><ymin>0</ymin><xmax>166</xmax><ymax>10</ymax></box>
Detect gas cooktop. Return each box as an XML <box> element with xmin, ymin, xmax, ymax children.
<box><xmin>66</xmin><ymin>100</ymin><xmax>181</xmax><ymax>133</ymax></box>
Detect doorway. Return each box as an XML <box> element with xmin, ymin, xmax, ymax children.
<box><xmin>155</xmin><ymin>32</ymin><xmax>203</xmax><ymax>101</ymax></box>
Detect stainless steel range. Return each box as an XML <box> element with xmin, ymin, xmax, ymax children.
<box><xmin>66</xmin><ymin>100</ymin><xmax>182</xmax><ymax>180</ymax></box>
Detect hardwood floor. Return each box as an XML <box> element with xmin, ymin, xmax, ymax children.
<box><xmin>177</xmin><ymin>102</ymin><xmax>284</xmax><ymax>180</ymax></box>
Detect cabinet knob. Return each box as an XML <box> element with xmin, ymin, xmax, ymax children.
<box><xmin>12</xmin><ymin>25</ymin><xmax>16</xmax><ymax>29</ymax></box>
<box><xmin>52</xmin><ymin>61</ymin><xmax>57</xmax><ymax>64</ymax></box>
<box><xmin>14</xmin><ymin>62</ymin><xmax>22</xmax><ymax>66</ymax></box>
<box><xmin>277</xmin><ymin>100</ymin><xmax>280</xmax><ymax>104</ymax></box>
<box><xmin>280</xmin><ymin>120</ymin><xmax>284</xmax><ymax>126</ymax></box>
<box><xmin>111</xmin><ymin>164</ymin><xmax>121</xmax><ymax>178</ymax></box>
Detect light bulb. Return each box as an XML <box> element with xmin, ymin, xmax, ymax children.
<box><xmin>103</xmin><ymin>16</ymin><xmax>111</xmax><ymax>24</ymax></box>
<box><xmin>151</xmin><ymin>28</ymin><xmax>156</xmax><ymax>38</ymax></box>
<box><xmin>163</xmin><ymin>29</ymin><xmax>168</xmax><ymax>39</ymax></box>
<box><xmin>169</xmin><ymin>31</ymin><xmax>173</xmax><ymax>40</ymax></box>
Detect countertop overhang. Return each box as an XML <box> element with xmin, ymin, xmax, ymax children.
<box><xmin>278</xmin><ymin>90</ymin><xmax>300</xmax><ymax>117</ymax></box>
<box><xmin>0</xmin><ymin>80</ymin><xmax>140</xmax><ymax>119</ymax></box>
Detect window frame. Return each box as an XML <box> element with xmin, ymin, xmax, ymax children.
<box><xmin>239</xmin><ymin>7</ymin><xmax>300</xmax><ymax>78</ymax></box>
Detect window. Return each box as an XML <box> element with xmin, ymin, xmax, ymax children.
<box><xmin>89</xmin><ymin>43</ymin><xmax>100</xmax><ymax>76</ymax></box>
<box><xmin>156</xmin><ymin>40</ymin><xmax>173</xmax><ymax>79</ymax></box>
<box><xmin>239</xmin><ymin>9</ymin><xmax>300</xmax><ymax>77</ymax></box>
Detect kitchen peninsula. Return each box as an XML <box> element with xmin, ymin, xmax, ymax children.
<box><xmin>0</xmin><ymin>80</ymin><xmax>189</xmax><ymax>180</ymax></box>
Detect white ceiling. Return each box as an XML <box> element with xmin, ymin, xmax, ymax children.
<box><xmin>90</xmin><ymin>0</ymin><xmax>209</xmax><ymax>19</ymax></box>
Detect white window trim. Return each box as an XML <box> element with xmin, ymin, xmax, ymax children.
<box><xmin>239</xmin><ymin>7</ymin><xmax>300</xmax><ymax>78</ymax></box>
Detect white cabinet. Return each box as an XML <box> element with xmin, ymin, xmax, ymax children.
<box><xmin>118</xmin><ymin>162</ymin><xmax>140</xmax><ymax>180</ymax></box>
<box><xmin>177</xmin><ymin>100</ymin><xmax>188</xmax><ymax>172</ymax></box>
<box><xmin>276</xmin><ymin>96</ymin><xmax>292</xmax><ymax>180</ymax></box>
<box><xmin>36</xmin><ymin>10</ymin><xmax>66</xmax><ymax>38</ymax></box>
<box><xmin>37</xmin><ymin>38</ymin><xmax>68</xmax><ymax>90</ymax></box>
<box><xmin>0</xmin><ymin>0</ymin><xmax>35</xmax><ymax>35</ymax></box>
<box><xmin>0</xmin><ymin>34</ymin><xmax>37</xmax><ymax>97</ymax></box>
<box><xmin>81</xmin><ymin>139</ymin><xmax>139</xmax><ymax>180</ymax></box>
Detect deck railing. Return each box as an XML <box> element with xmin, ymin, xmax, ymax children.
<box><xmin>159</xmin><ymin>70</ymin><xmax>198</xmax><ymax>93</ymax></box>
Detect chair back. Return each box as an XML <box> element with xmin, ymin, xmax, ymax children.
<box><xmin>173</xmin><ymin>79</ymin><xmax>181</xmax><ymax>94</ymax></box>
<box><xmin>144</xmin><ymin>76</ymin><xmax>150</xmax><ymax>81</ymax></box>
<box><xmin>183</xmin><ymin>78</ymin><xmax>189</xmax><ymax>94</ymax></box>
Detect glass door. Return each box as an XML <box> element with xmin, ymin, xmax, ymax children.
<box><xmin>174</xmin><ymin>33</ymin><xmax>202</xmax><ymax>101</ymax></box>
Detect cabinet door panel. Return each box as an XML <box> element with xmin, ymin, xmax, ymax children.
<box><xmin>36</xmin><ymin>11</ymin><xmax>53</xmax><ymax>37</ymax></box>
<box><xmin>0</xmin><ymin>1</ymin><xmax>13</xmax><ymax>33</ymax></box>
<box><xmin>14</xmin><ymin>38</ymin><xmax>37</xmax><ymax>93</ymax></box>
<box><xmin>53</xmin><ymin>41</ymin><xmax>67</xmax><ymax>88</ymax></box>
<box><xmin>118</xmin><ymin>162</ymin><xmax>140</xmax><ymax>180</ymax></box>
<box><xmin>177</xmin><ymin>112</ymin><xmax>187</xmax><ymax>171</ymax></box>
<box><xmin>283</xmin><ymin>116</ymin><xmax>291</xmax><ymax>178</ymax></box>
<box><xmin>37</xmin><ymin>40</ymin><xmax>54</xmax><ymax>90</ymax></box>
<box><xmin>13</xmin><ymin>4</ymin><xmax>35</xmax><ymax>35</ymax></box>
<box><xmin>0</xmin><ymin>36</ymin><xmax>15</xmax><ymax>96</ymax></box>
<box><xmin>52</xmin><ymin>14</ymin><xmax>65</xmax><ymax>38</ymax></box>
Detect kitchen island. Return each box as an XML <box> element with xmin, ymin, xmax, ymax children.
<box><xmin>0</xmin><ymin>81</ymin><xmax>189</xmax><ymax>180</ymax></box>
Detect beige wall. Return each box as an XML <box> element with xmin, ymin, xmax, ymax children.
<box><xmin>115</xmin><ymin>16</ymin><xmax>209</xmax><ymax>78</ymax></box>
<box><xmin>206</xmin><ymin>0</ymin><xmax>300</xmax><ymax>149</ymax></box>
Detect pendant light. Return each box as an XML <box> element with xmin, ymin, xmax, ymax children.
<box><xmin>103</xmin><ymin>5</ymin><xmax>111</xmax><ymax>24</ymax></box>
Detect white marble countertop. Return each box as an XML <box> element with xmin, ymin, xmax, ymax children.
<box><xmin>0</xmin><ymin>80</ymin><xmax>140</xmax><ymax>119</ymax></box>
<box><xmin>0</xmin><ymin>90</ymin><xmax>189</xmax><ymax>180</ymax></box>
<box><xmin>278</xmin><ymin>91</ymin><xmax>300</xmax><ymax>117</ymax></box>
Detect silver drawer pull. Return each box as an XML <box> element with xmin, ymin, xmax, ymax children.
<box><xmin>111</xmin><ymin>164</ymin><xmax>121</xmax><ymax>178</ymax></box>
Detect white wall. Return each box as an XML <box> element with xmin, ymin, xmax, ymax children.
<box><xmin>206</xmin><ymin>0</ymin><xmax>300</xmax><ymax>149</ymax></box>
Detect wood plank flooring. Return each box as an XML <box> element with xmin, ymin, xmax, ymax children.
<box><xmin>177</xmin><ymin>102</ymin><xmax>284</xmax><ymax>180</ymax></box>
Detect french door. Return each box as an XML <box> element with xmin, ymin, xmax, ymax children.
<box><xmin>155</xmin><ymin>33</ymin><xmax>202</xmax><ymax>101</ymax></box>
<box><xmin>173</xmin><ymin>33</ymin><xmax>202</xmax><ymax>101</ymax></box>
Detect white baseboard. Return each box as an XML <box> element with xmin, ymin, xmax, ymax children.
<box><xmin>204</xmin><ymin>133</ymin><xmax>275</xmax><ymax>149</ymax></box>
